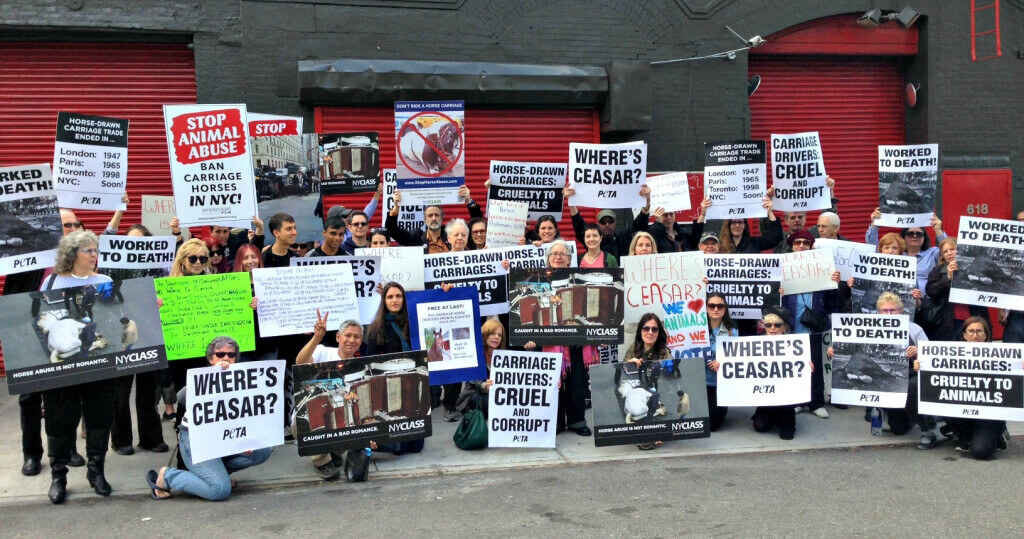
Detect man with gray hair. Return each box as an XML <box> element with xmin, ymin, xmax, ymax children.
<box><xmin>815</xmin><ymin>211</ymin><xmax>847</xmax><ymax>240</ymax></box>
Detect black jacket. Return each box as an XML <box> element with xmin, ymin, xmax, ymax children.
<box><xmin>925</xmin><ymin>263</ymin><xmax>991</xmax><ymax>338</ymax></box>
<box><xmin>386</xmin><ymin>202</ymin><xmax>483</xmax><ymax>252</ymax></box>
<box><xmin>364</xmin><ymin>321</ymin><xmax>409</xmax><ymax>356</ymax></box>
<box><xmin>733</xmin><ymin>218</ymin><xmax>784</xmax><ymax>254</ymax></box>
<box><xmin>647</xmin><ymin>221</ymin><xmax>702</xmax><ymax>253</ymax></box>
<box><xmin>570</xmin><ymin>210</ymin><xmax>648</xmax><ymax>259</ymax></box>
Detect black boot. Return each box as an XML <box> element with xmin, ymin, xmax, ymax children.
<box><xmin>86</xmin><ymin>455</ymin><xmax>112</xmax><ymax>496</ymax></box>
<box><xmin>48</xmin><ymin>459</ymin><xmax>68</xmax><ymax>504</ymax></box>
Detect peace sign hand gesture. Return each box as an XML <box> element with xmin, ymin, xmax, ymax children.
<box><xmin>313</xmin><ymin>309</ymin><xmax>329</xmax><ymax>340</ymax></box>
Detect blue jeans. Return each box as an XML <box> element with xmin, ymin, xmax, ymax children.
<box><xmin>164</xmin><ymin>428</ymin><xmax>272</xmax><ymax>501</ymax></box>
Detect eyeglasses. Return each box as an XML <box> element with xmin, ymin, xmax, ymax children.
<box><xmin>289</xmin><ymin>244</ymin><xmax>301</xmax><ymax>249</ymax></box>
<box><xmin>707</xmin><ymin>303</ymin><xmax>727</xmax><ymax>310</ymax></box>
<box><xmin>213</xmin><ymin>351</ymin><xmax>237</xmax><ymax>359</ymax></box>
<box><xmin>905</xmin><ymin>231</ymin><xmax>925</xmax><ymax>238</ymax></box>
<box><xmin>80</xmin><ymin>248</ymin><xmax>99</xmax><ymax>255</ymax></box>
<box><xmin>187</xmin><ymin>255</ymin><xmax>210</xmax><ymax>264</ymax></box>
<box><xmin>471</xmin><ymin>229</ymin><xmax>487</xmax><ymax>235</ymax></box>
<box><xmin>792</xmin><ymin>239</ymin><xmax>812</xmax><ymax>246</ymax></box>
<box><xmin>350</xmin><ymin>221</ymin><xmax>368</xmax><ymax>227</ymax></box>
<box><xmin>965</xmin><ymin>329</ymin><xmax>986</xmax><ymax>336</ymax></box>
<box><xmin>63</xmin><ymin>222</ymin><xmax>84</xmax><ymax>229</ymax></box>
<box><xmin>209</xmin><ymin>249</ymin><xmax>225</xmax><ymax>257</ymax></box>
<box><xmin>641</xmin><ymin>325</ymin><xmax>660</xmax><ymax>333</ymax></box>
<box><xmin>764</xmin><ymin>322</ymin><xmax>785</xmax><ymax>328</ymax></box>
<box><xmin>550</xmin><ymin>252</ymin><xmax>569</xmax><ymax>258</ymax></box>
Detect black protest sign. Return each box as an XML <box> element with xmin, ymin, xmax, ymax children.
<box><xmin>703</xmin><ymin>140</ymin><xmax>767</xmax><ymax>220</ymax></box>
<box><xmin>0</xmin><ymin>277</ymin><xmax>167</xmax><ymax>395</ymax></box>
<box><xmin>704</xmin><ymin>254</ymin><xmax>781</xmax><ymax>320</ymax></box>
<box><xmin>918</xmin><ymin>342</ymin><xmax>1024</xmax><ymax>421</ymax></box>
<box><xmin>488</xmin><ymin>160</ymin><xmax>566</xmax><ymax>221</ymax></box>
<box><xmin>850</xmin><ymin>252</ymin><xmax>916</xmax><ymax>318</ymax></box>
<box><xmin>53</xmin><ymin>111</ymin><xmax>129</xmax><ymax>211</ymax></box>
<box><xmin>508</xmin><ymin>267</ymin><xmax>624</xmax><ymax>346</ymax></box>
<box><xmin>319</xmin><ymin>132</ymin><xmax>380</xmax><ymax>195</ymax></box>
<box><xmin>424</xmin><ymin>250</ymin><xmax>508</xmax><ymax>317</ymax></box>
<box><xmin>292</xmin><ymin>350</ymin><xmax>432</xmax><ymax>456</ymax></box>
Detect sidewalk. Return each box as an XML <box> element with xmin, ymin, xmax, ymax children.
<box><xmin>1</xmin><ymin>378</ymin><xmax>1019</xmax><ymax>505</ymax></box>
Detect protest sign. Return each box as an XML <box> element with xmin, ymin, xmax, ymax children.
<box><xmin>186</xmin><ymin>360</ymin><xmax>285</xmax><ymax>463</ymax></box>
<box><xmin>590</xmin><ymin>358</ymin><xmax>710</xmax><ymax>447</ymax></box>
<box><xmin>876</xmin><ymin>144</ymin><xmax>939</xmax><ymax>228</ymax></box>
<box><xmin>665</xmin><ymin>172</ymin><xmax>705</xmax><ymax>223</ymax></box>
<box><xmin>568</xmin><ymin>142</ymin><xmax>647</xmax><ymax>209</ymax></box>
<box><xmin>646</xmin><ymin>172</ymin><xmax>692</xmax><ymax>213</ymax></box>
<box><xmin>382</xmin><ymin>168</ymin><xmax>426</xmax><ymax>231</ymax></box>
<box><xmin>356</xmin><ymin>246</ymin><xmax>425</xmax><ymax>290</ymax></box>
<box><xmin>780</xmin><ymin>248</ymin><xmax>837</xmax><ymax>295</ymax></box>
<box><xmin>424</xmin><ymin>250</ymin><xmax>507</xmax><ymax>317</ymax></box>
<box><xmin>813</xmin><ymin>238</ymin><xmax>875</xmax><ymax>281</ymax></box>
<box><xmin>493</xmin><ymin>244</ymin><xmax>576</xmax><ymax>272</ymax></box>
<box><xmin>488</xmin><ymin>160</ymin><xmax>565</xmax><ymax>221</ymax></box>
<box><xmin>850</xmin><ymin>252</ymin><xmax>916</xmax><ymax>317</ymax></box>
<box><xmin>98</xmin><ymin>235</ymin><xmax>176</xmax><ymax>271</ymax></box>
<box><xmin>163</xmin><ymin>104</ymin><xmax>259</xmax><ymax>228</ymax></box>
<box><xmin>830</xmin><ymin>314</ymin><xmax>911</xmax><ymax>407</ymax></box>
<box><xmin>0</xmin><ymin>164</ymin><xmax>61</xmax><ymax>275</ymax></box>
<box><xmin>703</xmin><ymin>140</ymin><xmax>767</xmax><ymax>220</ymax></box>
<box><xmin>407</xmin><ymin>286</ymin><xmax>486</xmax><ymax>385</ymax></box>
<box><xmin>252</xmin><ymin>264</ymin><xmax>359</xmax><ymax>337</ymax></box>
<box><xmin>52</xmin><ymin>112</ymin><xmax>129</xmax><ymax>211</ymax></box>
<box><xmin>705</xmin><ymin>254</ymin><xmax>781</xmax><ymax>320</ymax></box>
<box><xmin>950</xmin><ymin>217</ymin><xmax>1024</xmax><ymax>310</ymax></box>
<box><xmin>622</xmin><ymin>252</ymin><xmax>707</xmax><ymax>360</ymax></box>
<box><xmin>394</xmin><ymin>101</ymin><xmax>465</xmax><ymax>206</ymax></box>
<box><xmin>318</xmin><ymin>132</ymin><xmax>379</xmax><ymax>195</ymax></box>
<box><xmin>0</xmin><ymin>277</ymin><xmax>167</xmax><ymax>395</ymax></box>
<box><xmin>769</xmin><ymin>132</ymin><xmax>829</xmax><ymax>212</ymax></box>
<box><xmin>248</xmin><ymin>113</ymin><xmax>320</xmax><ymax>243</ymax></box>
<box><xmin>142</xmin><ymin>195</ymin><xmax>190</xmax><ymax>240</ymax></box>
<box><xmin>293</xmin><ymin>350</ymin><xmax>431</xmax><ymax>455</ymax></box>
<box><xmin>487</xmin><ymin>350</ymin><xmax>560</xmax><ymax>448</ymax></box>
<box><xmin>918</xmin><ymin>342</ymin><xmax>1024</xmax><ymax>421</ymax></box>
<box><xmin>508</xmin><ymin>267</ymin><xmax>624</xmax><ymax>346</ymax></box>
<box><xmin>154</xmin><ymin>273</ymin><xmax>255</xmax><ymax>360</ymax></box>
<box><xmin>291</xmin><ymin>255</ymin><xmax>381</xmax><ymax>324</ymax></box>
<box><xmin>715</xmin><ymin>334</ymin><xmax>812</xmax><ymax>407</ymax></box>
<box><xmin>486</xmin><ymin>199</ymin><xmax>530</xmax><ymax>248</ymax></box>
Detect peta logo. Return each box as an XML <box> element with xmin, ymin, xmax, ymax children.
<box><xmin>586</xmin><ymin>327</ymin><xmax>619</xmax><ymax>337</ymax></box>
<box><xmin>388</xmin><ymin>419</ymin><xmax>426</xmax><ymax>433</ymax></box>
<box><xmin>114</xmin><ymin>349</ymin><xmax>159</xmax><ymax>366</ymax></box>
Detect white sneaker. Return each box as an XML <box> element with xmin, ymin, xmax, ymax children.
<box><xmin>794</xmin><ymin>406</ymin><xmax>809</xmax><ymax>414</ymax></box>
<box><xmin>811</xmin><ymin>407</ymin><xmax>830</xmax><ymax>419</ymax></box>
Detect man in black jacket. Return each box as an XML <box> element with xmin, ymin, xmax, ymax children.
<box><xmin>565</xmin><ymin>184</ymin><xmax>650</xmax><ymax>258</ymax></box>
<box><xmin>386</xmin><ymin>186</ymin><xmax>482</xmax><ymax>253</ymax></box>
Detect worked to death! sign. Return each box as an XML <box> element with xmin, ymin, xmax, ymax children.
<box><xmin>950</xmin><ymin>217</ymin><xmax>1024</xmax><ymax>310</ymax></box>
<box><xmin>769</xmin><ymin>132</ymin><xmax>829</xmax><ymax>212</ymax></box>
<box><xmin>850</xmin><ymin>252</ymin><xmax>916</xmax><ymax>318</ymax></box>
<box><xmin>98</xmin><ymin>235</ymin><xmax>176</xmax><ymax>271</ymax></box>
<box><xmin>0</xmin><ymin>164</ymin><xmax>62</xmax><ymax>275</ymax></box>
<box><xmin>488</xmin><ymin>161</ymin><xmax>566</xmax><ymax>221</ymax></box>
<box><xmin>715</xmin><ymin>334</ymin><xmax>811</xmax><ymax>407</ymax></box>
<box><xmin>568</xmin><ymin>142</ymin><xmax>647</xmax><ymax>209</ymax></box>
<box><xmin>918</xmin><ymin>342</ymin><xmax>1024</xmax><ymax>421</ymax></box>
<box><xmin>487</xmin><ymin>350</ymin><xmax>560</xmax><ymax>448</ymax></box>
<box><xmin>830</xmin><ymin>314</ymin><xmax>911</xmax><ymax>408</ymax></box>
<box><xmin>876</xmin><ymin>144</ymin><xmax>938</xmax><ymax>228</ymax></box>
<box><xmin>53</xmin><ymin>112</ymin><xmax>129</xmax><ymax>211</ymax></box>
<box><xmin>704</xmin><ymin>140</ymin><xmax>766</xmax><ymax>220</ymax></box>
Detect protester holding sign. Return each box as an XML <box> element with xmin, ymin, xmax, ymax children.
<box><xmin>369</xmin><ymin>228</ymin><xmax>391</xmax><ymax>248</ymax></box>
<box><xmin>467</xmin><ymin>217</ymin><xmax>487</xmax><ymax>250</ymax></box>
<box><xmin>456</xmin><ymin>319</ymin><xmax>504</xmax><ymax>420</ymax></box>
<box><xmin>718</xmin><ymin>203</ymin><xmax>783</xmax><ymax>255</ymax></box>
<box><xmin>202</xmin><ymin>237</ymin><xmax>229</xmax><ymax>273</ymax></box>
<box><xmin>866</xmin><ymin>209</ymin><xmax>946</xmax><ymax>291</ymax></box>
<box><xmin>648</xmin><ymin>206</ymin><xmax>702</xmax><ymax>254</ymax></box>
<box><xmin>565</xmin><ymin>184</ymin><xmax>650</xmax><ymax>260</ymax></box>
<box><xmin>925</xmin><ymin>237</ymin><xmax>992</xmax><ymax>338</ymax></box>
<box><xmin>146</xmin><ymin>337</ymin><xmax>273</xmax><ymax>501</ymax></box>
<box><xmin>341</xmin><ymin>211</ymin><xmax>373</xmax><ymax>253</ymax></box>
<box><xmin>782</xmin><ymin>231</ymin><xmax>842</xmax><ymax>419</ymax></box>
<box><xmin>169</xmin><ymin>238</ymin><xmax>213</xmax><ymax>277</ymax></box>
<box><xmin>623</xmin><ymin>314</ymin><xmax>672</xmax><ymax>450</ymax></box>
<box><xmin>703</xmin><ymin>293</ymin><xmax>739</xmax><ymax>431</ymax></box>
<box><xmin>525</xmin><ymin>215</ymin><xmax>561</xmax><ymax>246</ymax></box>
<box><xmin>749</xmin><ymin>307</ymin><xmax>800</xmax><ymax>439</ymax></box>
<box><xmin>387</xmin><ymin>186</ymin><xmax>482</xmax><ymax>253</ymax></box>
<box><xmin>305</xmin><ymin>216</ymin><xmax>350</xmax><ymax>257</ymax></box>
<box><xmin>628</xmin><ymin>231</ymin><xmax>658</xmax><ymax>256</ymax></box>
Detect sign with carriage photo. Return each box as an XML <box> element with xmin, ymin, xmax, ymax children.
<box><xmin>318</xmin><ymin>131</ymin><xmax>379</xmax><ymax>195</ymax></box>
<box><xmin>249</xmin><ymin>113</ymin><xmax>322</xmax><ymax>243</ymax></box>
<box><xmin>507</xmin><ymin>267</ymin><xmax>625</xmax><ymax>346</ymax></box>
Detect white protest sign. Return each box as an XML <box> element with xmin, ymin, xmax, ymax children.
<box><xmin>356</xmin><ymin>246</ymin><xmax>425</xmax><ymax>290</ymax></box>
<box><xmin>98</xmin><ymin>235</ymin><xmax>176</xmax><ymax>271</ymax></box>
<box><xmin>141</xmin><ymin>195</ymin><xmax>189</xmax><ymax>240</ymax></box>
<box><xmin>163</xmin><ymin>104</ymin><xmax>258</xmax><ymax>228</ymax></box>
<box><xmin>918</xmin><ymin>342</ymin><xmax>1024</xmax><ymax>421</ymax></box>
<box><xmin>950</xmin><ymin>217</ymin><xmax>1024</xmax><ymax>310</ymax></box>
<box><xmin>716</xmin><ymin>334</ymin><xmax>812</xmax><ymax>407</ymax></box>
<box><xmin>186</xmin><ymin>360</ymin><xmax>285</xmax><ymax>464</ymax></box>
<box><xmin>830</xmin><ymin>314</ymin><xmax>910</xmax><ymax>408</ymax></box>
<box><xmin>850</xmin><ymin>252</ymin><xmax>916</xmax><ymax>317</ymax></box>
<box><xmin>780</xmin><ymin>247</ymin><xmax>838</xmax><ymax>295</ymax></box>
<box><xmin>290</xmin><ymin>255</ymin><xmax>381</xmax><ymax>324</ymax></box>
<box><xmin>424</xmin><ymin>250</ymin><xmax>507</xmax><ymax>316</ymax></box>
<box><xmin>704</xmin><ymin>140</ymin><xmax>767</xmax><ymax>220</ymax></box>
<box><xmin>622</xmin><ymin>252</ymin><xmax>707</xmax><ymax>358</ymax></box>
<box><xmin>488</xmin><ymin>160</ymin><xmax>565</xmax><ymax>221</ymax></box>
<box><xmin>770</xmin><ymin>132</ymin><xmax>830</xmax><ymax>212</ymax></box>
<box><xmin>568</xmin><ymin>141</ymin><xmax>647</xmax><ymax>209</ymax></box>
<box><xmin>875</xmin><ymin>143</ymin><xmax>938</xmax><ymax>228</ymax></box>
<box><xmin>488</xmin><ymin>350</ymin><xmax>560</xmax><ymax>448</ymax></box>
<box><xmin>0</xmin><ymin>164</ymin><xmax>61</xmax><ymax>275</ymax></box>
<box><xmin>813</xmin><ymin>238</ymin><xmax>875</xmax><ymax>281</ymax></box>
<box><xmin>704</xmin><ymin>254</ymin><xmax>782</xmax><ymax>319</ymax></box>
<box><xmin>485</xmin><ymin>199</ymin><xmax>530</xmax><ymax>248</ymax></box>
<box><xmin>646</xmin><ymin>172</ymin><xmax>692</xmax><ymax>213</ymax></box>
<box><xmin>52</xmin><ymin>112</ymin><xmax>129</xmax><ymax>211</ymax></box>
<box><xmin>382</xmin><ymin>169</ymin><xmax>426</xmax><ymax>231</ymax></box>
<box><xmin>252</xmin><ymin>264</ymin><xmax>359</xmax><ymax>337</ymax></box>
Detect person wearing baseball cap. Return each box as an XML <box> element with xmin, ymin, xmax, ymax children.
<box><xmin>698</xmin><ymin>231</ymin><xmax>720</xmax><ymax>254</ymax></box>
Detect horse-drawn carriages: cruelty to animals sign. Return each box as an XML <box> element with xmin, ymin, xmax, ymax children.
<box><xmin>394</xmin><ymin>101</ymin><xmax>465</xmax><ymax>206</ymax></box>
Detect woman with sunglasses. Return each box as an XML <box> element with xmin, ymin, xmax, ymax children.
<box><xmin>38</xmin><ymin>230</ymin><xmax>116</xmax><ymax>504</ymax></box>
<box><xmin>169</xmin><ymin>239</ymin><xmax>213</xmax><ymax>277</ymax></box>
<box><xmin>203</xmin><ymin>237</ymin><xmax>230</xmax><ymax>273</ymax></box>
<box><xmin>146</xmin><ymin>337</ymin><xmax>272</xmax><ymax>500</ymax></box>
<box><xmin>867</xmin><ymin>208</ymin><xmax>946</xmax><ymax>291</ymax></box>
<box><xmin>703</xmin><ymin>293</ymin><xmax>738</xmax><ymax>432</ymax></box>
<box><xmin>750</xmin><ymin>306</ymin><xmax>803</xmax><ymax>439</ymax></box>
<box><xmin>623</xmin><ymin>313</ymin><xmax>671</xmax><ymax>449</ymax></box>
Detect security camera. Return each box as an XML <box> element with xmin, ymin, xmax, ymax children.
<box><xmin>748</xmin><ymin>35</ymin><xmax>765</xmax><ymax>48</ymax></box>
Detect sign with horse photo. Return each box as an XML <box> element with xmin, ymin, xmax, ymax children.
<box><xmin>394</xmin><ymin>101</ymin><xmax>465</xmax><ymax>206</ymax></box>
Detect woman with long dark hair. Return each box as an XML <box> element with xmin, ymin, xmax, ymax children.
<box><xmin>716</xmin><ymin>197</ymin><xmax>782</xmax><ymax>254</ymax></box>
<box><xmin>203</xmin><ymin>237</ymin><xmax>230</xmax><ymax>273</ymax></box>
<box><xmin>703</xmin><ymin>293</ymin><xmax>738</xmax><ymax>431</ymax></box>
<box><xmin>624</xmin><ymin>313</ymin><xmax>671</xmax><ymax>449</ymax></box>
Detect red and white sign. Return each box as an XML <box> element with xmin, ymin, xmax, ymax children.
<box><xmin>248</xmin><ymin>113</ymin><xmax>302</xmax><ymax>137</ymax></box>
<box><xmin>163</xmin><ymin>104</ymin><xmax>258</xmax><ymax>228</ymax></box>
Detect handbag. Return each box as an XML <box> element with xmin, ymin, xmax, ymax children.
<box><xmin>800</xmin><ymin>308</ymin><xmax>828</xmax><ymax>333</ymax></box>
<box><xmin>917</xmin><ymin>297</ymin><xmax>945</xmax><ymax>329</ymax></box>
<box><xmin>453</xmin><ymin>408</ymin><xmax>488</xmax><ymax>450</ymax></box>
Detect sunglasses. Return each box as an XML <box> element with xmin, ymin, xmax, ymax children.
<box><xmin>213</xmin><ymin>351</ymin><xmax>237</xmax><ymax>359</ymax></box>
<box><xmin>599</xmin><ymin>219</ymin><xmax>615</xmax><ymax>225</ymax></box>
<box><xmin>641</xmin><ymin>325</ymin><xmax>660</xmax><ymax>333</ymax></box>
<box><xmin>350</xmin><ymin>221</ymin><xmax>368</xmax><ymax>227</ymax></box>
<box><xmin>209</xmin><ymin>249</ymin><xmax>225</xmax><ymax>257</ymax></box>
<box><xmin>187</xmin><ymin>255</ymin><xmax>209</xmax><ymax>264</ymax></box>
<box><xmin>707</xmin><ymin>303</ymin><xmax>727</xmax><ymax>310</ymax></box>
<box><xmin>764</xmin><ymin>322</ymin><xmax>785</xmax><ymax>329</ymax></box>
<box><xmin>290</xmin><ymin>244</ymin><xmax>302</xmax><ymax>249</ymax></box>
<box><xmin>792</xmin><ymin>239</ymin><xmax>812</xmax><ymax>246</ymax></box>
<box><xmin>63</xmin><ymin>221</ymin><xmax>84</xmax><ymax>229</ymax></box>
<box><xmin>904</xmin><ymin>231</ymin><xmax>925</xmax><ymax>238</ymax></box>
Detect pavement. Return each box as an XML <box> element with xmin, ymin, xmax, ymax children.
<box><xmin>1</xmin><ymin>377</ymin><xmax>1021</xmax><ymax>505</ymax></box>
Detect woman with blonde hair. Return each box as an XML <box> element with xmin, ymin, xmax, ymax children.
<box><xmin>628</xmin><ymin>231</ymin><xmax>658</xmax><ymax>256</ymax></box>
<box><xmin>169</xmin><ymin>238</ymin><xmax>212</xmax><ymax>277</ymax></box>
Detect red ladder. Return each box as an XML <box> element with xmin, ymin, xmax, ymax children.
<box><xmin>971</xmin><ymin>0</ymin><xmax>1003</xmax><ymax>61</ymax></box>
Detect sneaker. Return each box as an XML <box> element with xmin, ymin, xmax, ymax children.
<box><xmin>954</xmin><ymin>440</ymin><xmax>970</xmax><ymax>452</ymax></box>
<box><xmin>284</xmin><ymin>432</ymin><xmax>295</xmax><ymax>444</ymax></box>
<box><xmin>443</xmin><ymin>409</ymin><xmax>460</xmax><ymax>422</ymax></box>
<box><xmin>811</xmin><ymin>407</ymin><xmax>830</xmax><ymax>419</ymax></box>
<box><xmin>161</xmin><ymin>412</ymin><xmax>176</xmax><ymax>422</ymax></box>
<box><xmin>794</xmin><ymin>406</ymin><xmax>809</xmax><ymax>414</ymax></box>
<box><xmin>997</xmin><ymin>429</ymin><xmax>1010</xmax><ymax>452</ymax></box>
<box><xmin>917</xmin><ymin>433</ymin><xmax>937</xmax><ymax>450</ymax></box>
<box><xmin>315</xmin><ymin>461</ymin><xmax>341</xmax><ymax>481</ymax></box>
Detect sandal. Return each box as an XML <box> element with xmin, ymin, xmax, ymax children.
<box><xmin>146</xmin><ymin>469</ymin><xmax>172</xmax><ymax>500</ymax></box>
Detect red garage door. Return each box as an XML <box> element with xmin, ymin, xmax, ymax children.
<box><xmin>316</xmin><ymin>107</ymin><xmax>599</xmax><ymax>244</ymax></box>
<box><xmin>0</xmin><ymin>42</ymin><xmax>197</xmax><ymax>375</ymax></box>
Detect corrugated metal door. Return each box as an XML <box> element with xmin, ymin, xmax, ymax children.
<box><xmin>0</xmin><ymin>42</ymin><xmax>196</xmax><ymax>375</ymax></box>
<box><xmin>316</xmin><ymin>107</ymin><xmax>599</xmax><ymax>244</ymax></box>
<box><xmin>749</xmin><ymin>55</ymin><xmax>905</xmax><ymax>241</ymax></box>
